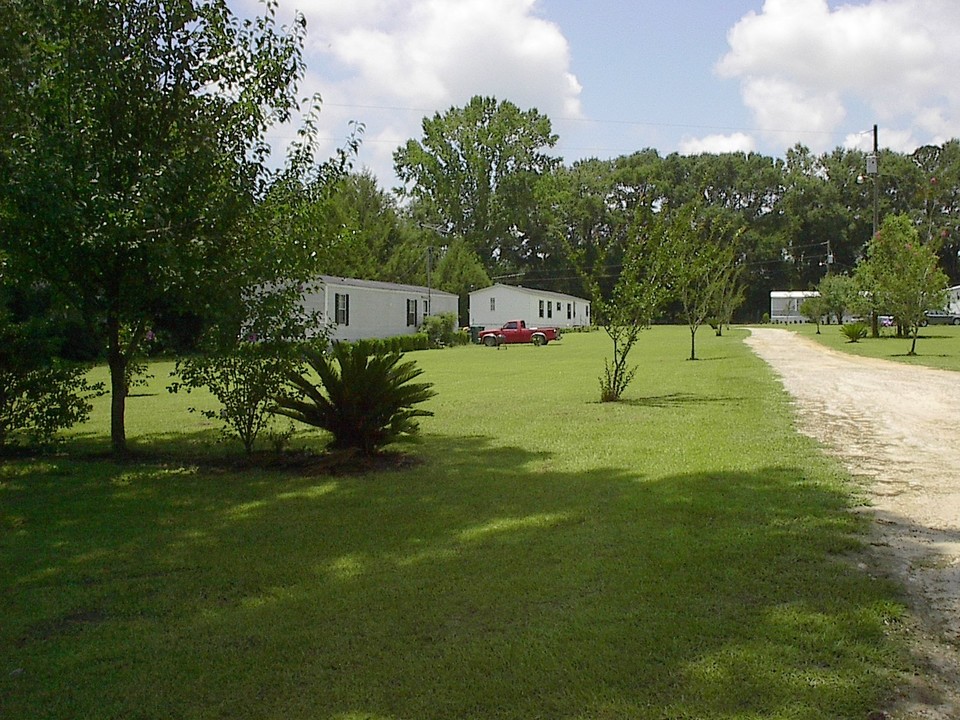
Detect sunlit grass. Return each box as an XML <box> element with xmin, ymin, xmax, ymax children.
<box><xmin>788</xmin><ymin>321</ymin><xmax>960</xmax><ymax>372</ymax></box>
<box><xmin>2</xmin><ymin>328</ymin><xmax>910</xmax><ymax>719</ymax></box>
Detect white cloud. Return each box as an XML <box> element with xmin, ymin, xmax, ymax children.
<box><xmin>680</xmin><ymin>133</ymin><xmax>756</xmax><ymax>155</ymax></box>
<box><xmin>245</xmin><ymin>0</ymin><xmax>582</xmax><ymax>183</ymax></box>
<box><xmin>718</xmin><ymin>0</ymin><xmax>960</xmax><ymax>152</ymax></box>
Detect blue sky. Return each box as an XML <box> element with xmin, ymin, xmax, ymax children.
<box><xmin>233</xmin><ymin>0</ymin><xmax>960</xmax><ymax>189</ymax></box>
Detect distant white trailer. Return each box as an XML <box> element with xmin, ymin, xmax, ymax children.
<box><xmin>302</xmin><ymin>276</ymin><xmax>458</xmax><ymax>342</ymax></box>
<box><xmin>947</xmin><ymin>285</ymin><xmax>960</xmax><ymax>314</ymax></box>
<box><xmin>468</xmin><ymin>283</ymin><xmax>591</xmax><ymax>330</ymax></box>
<box><xmin>770</xmin><ymin>290</ymin><xmax>819</xmax><ymax>324</ymax></box>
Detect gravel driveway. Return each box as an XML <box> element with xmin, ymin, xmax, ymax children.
<box><xmin>744</xmin><ymin>328</ymin><xmax>960</xmax><ymax>719</ymax></box>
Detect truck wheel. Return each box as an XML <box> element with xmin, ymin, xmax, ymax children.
<box><xmin>483</xmin><ymin>335</ymin><xmax>499</xmax><ymax>347</ymax></box>
<box><xmin>532</xmin><ymin>333</ymin><xmax>546</xmax><ymax>346</ymax></box>
<box><xmin>954</xmin><ymin>318</ymin><xmax>960</xmax><ymax>326</ymax></box>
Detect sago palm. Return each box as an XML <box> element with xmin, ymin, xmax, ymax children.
<box><xmin>272</xmin><ymin>341</ymin><xmax>436</xmax><ymax>455</ymax></box>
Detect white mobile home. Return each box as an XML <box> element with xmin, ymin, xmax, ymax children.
<box><xmin>770</xmin><ymin>290</ymin><xmax>819</xmax><ymax>324</ymax></box>
<box><xmin>469</xmin><ymin>283</ymin><xmax>591</xmax><ymax>330</ymax></box>
<box><xmin>947</xmin><ymin>285</ymin><xmax>960</xmax><ymax>314</ymax></box>
<box><xmin>302</xmin><ymin>276</ymin><xmax>458</xmax><ymax>342</ymax></box>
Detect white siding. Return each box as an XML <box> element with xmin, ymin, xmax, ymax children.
<box><xmin>302</xmin><ymin>276</ymin><xmax>458</xmax><ymax>342</ymax></box>
<box><xmin>947</xmin><ymin>285</ymin><xmax>960</xmax><ymax>314</ymax></box>
<box><xmin>468</xmin><ymin>284</ymin><xmax>591</xmax><ymax>330</ymax></box>
<box><xmin>770</xmin><ymin>290</ymin><xmax>818</xmax><ymax>324</ymax></box>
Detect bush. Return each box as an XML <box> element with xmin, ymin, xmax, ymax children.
<box><xmin>170</xmin><ymin>342</ymin><xmax>303</xmax><ymax>454</ymax></box>
<box><xmin>0</xmin><ymin>363</ymin><xmax>103</xmax><ymax>448</ymax></box>
<box><xmin>420</xmin><ymin>312</ymin><xmax>468</xmax><ymax>347</ymax></box>
<box><xmin>272</xmin><ymin>341</ymin><xmax>436</xmax><ymax>455</ymax></box>
<box><xmin>840</xmin><ymin>322</ymin><xmax>869</xmax><ymax>343</ymax></box>
<box><xmin>0</xmin><ymin>307</ymin><xmax>103</xmax><ymax>448</ymax></box>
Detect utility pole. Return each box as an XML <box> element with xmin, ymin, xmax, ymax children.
<box><xmin>867</xmin><ymin>123</ymin><xmax>879</xmax><ymax>237</ymax></box>
<box><xmin>867</xmin><ymin>124</ymin><xmax>880</xmax><ymax>337</ymax></box>
<box><xmin>426</xmin><ymin>245</ymin><xmax>432</xmax><ymax>317</ymax></box>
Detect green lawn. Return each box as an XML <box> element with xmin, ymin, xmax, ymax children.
<box><xmin>788</xmin><ymin>321</ymin><xmax>960</xmax><ymax>372</ymax></box>
<box><xmin>2</xmin><ymin>328</ymin><xmax>910</xmax><ymax>719</ymax></box>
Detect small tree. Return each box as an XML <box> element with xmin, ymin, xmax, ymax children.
<box><xmin>170</xmin><ymin>344</ymin><xmax>301</xmax><ymax>454</ymax></box>
<box><xmin>576</xmin><ymin>214</ymin><xmax>670</xmax><ymax>402</ymax></box>
<box><xmin>169</xmin><ymin>286</ymin><xmax>326</xmax><ymax>454</ymax></box>
<box><xmin>855</xmin><ymin>214</ymin><xmax>948</xmax><ymax>354</ymax></box>
<box><xmin>662</xmin><ymin>205</ymin><xmax>741</xmax><ymax>360</ymax></box>
<box><xmin>709</xmin><ymin>262</ymin><xmax>745</xmax><ymax>336</ymax></box>
<box><xmin>273</xmin><ymin>342</ymin><xmax>436</xmax><ymax>455</ymax></box>
<box><xmin>817</xmin><ymin>273</ymin><xmax>856</xmax><ymax>325</ymax></box>
<box><xmin>800</xmin><ymin>295</ymin><xmax>828</xmax><ymax>333</ymax></box>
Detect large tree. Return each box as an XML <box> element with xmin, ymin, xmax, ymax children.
<box><xmin>1</xmin><ymin>0</ymin><xmax>311</xmax><ymax>454</ymax></box>
<box><xmin>393</xmin><ymin>95</ymin><xmax>559</xmax><ymax>271</ymax></box>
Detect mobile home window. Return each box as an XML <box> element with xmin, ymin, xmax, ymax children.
<box><xmin>490</xmin><ymin>298</ymin><xmax>496</xmax><ymax>312</ymax></box>
<box><xmin>547</xmin><ymin>301</ymin><xmax>552</xmax><ymax>319</ymax></box>
<box><xmin>539</xmin><ymin>300</ymin><xmax>544</xmax><ymax>318</ymax></box>
<box><xmin>567</xmin><ymin>303</ymin><xmax>572</xmax><ymax>319</ymax></box>
<box><xmin>406</xmin><ymin>298</ymin><xmax>417</xmax><ymax>326</ymax></box>
<box><xmin>335</xmin><ymin>293</ymin><xmax>350</xmax><ymax>326</ymax></box>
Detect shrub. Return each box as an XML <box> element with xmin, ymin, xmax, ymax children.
<box><xmin>420</xmin><ymin>312</ymin><xmax>466</xmax><ymax>347</ymax></box>
<box><xmin>0</xmin><ymin>307</ymin><xmax>103</xmax><ymax>448</ymax></box>
<box><xmin>840</xmin><ymin>322</ymin><xmax>869</xmax><ymax>343</ymax></box>
<box><xmin>0</xmin><ymin>363</ymin><xmax>103</xmax><ymax>448</ymax></box>
<box><xmin>170</xmin><ymin>342</ymin><xmax>303</xmax><ymax>454</ymax></box>
<box><xmin>272</xmin><ymin>341</ymin><xmax>436</xmax><ymax>455</ymax></box>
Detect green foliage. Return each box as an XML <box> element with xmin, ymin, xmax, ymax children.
<box><xmin>799</xmin><ymin>294</ymin><xmax>828</xmax><ymax>333</ymax></box>
<box><xmin>661</xmin><ymin>204</ymin><xmax>743</xmax><ymax>359</ymax></box>
<box><xmin>170</xmin><ymin>343</ymin><xmax>302</xmax><ymax>455</ymax></box>
<box><xmin>420</xmin><ymin>312</ymin><xmax>467</xmax><ymax>347</ymax></box>
<box><xmin>817</xmin><ymin>273</ymin><xmax>856</xmax><ymax>325</ymax></box>
<box><xmin>854</xmin><ymin>214</ymin><xmax>949</xmax><ymax>354</ymax></box>
<box><xmin>273</xmin><ymin>342</ymin><xmax>436</xmax><ymax>455</ymax></box>
<box><xmin>394</xmin><ymin>95</ymin><xmax>558</xmax><ymax>270</ymax></box>
<box><xmin>0</xmin><ymin>362</ymin><xmax>103</xmax><ymax>448</ymax></box>
<box><xmin>0</xmin><ymin>0</ymin><xmax>325</xmax><ymax>454</ymax></box>
<box><xmin>840</xmin><ymin>322</ymin><xmax>869</xmax><ymax>343</ymax></box>
<box><xmin>0</xmin><ymin>308</ymin><xmax>103</xmax><ymax>447</ymax></box>
<box><xmin>169</xmin><ymin>284</ymin><xmax>327</xmax><ymax>454</ymax></box>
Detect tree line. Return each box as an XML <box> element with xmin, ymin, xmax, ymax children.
<box><xmin>327</xmin><ymin>97</ymin><xmax>959</xmax><ymax>326</ymax></box>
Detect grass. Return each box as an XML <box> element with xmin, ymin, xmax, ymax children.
<box><xmin>2</xmin><ymin>327</ymin><xmax>911</xmax><ymax>719</ymax></box>
<box><xmin>789</xmin><ymin>321</ymin><xmax>960</xmax><ymax>372</ymax></box>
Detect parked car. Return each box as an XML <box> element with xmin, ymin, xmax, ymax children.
<box><xmin>476</xmin><ymin>320</ymin><xmax>560</xmax><ymax>347</ymax></box>
<box><xmin>921</xmin><ymin>310</ymin><xmax>960</xmax><ymax>326</ymax></box>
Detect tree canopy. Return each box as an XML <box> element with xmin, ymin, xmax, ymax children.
<box><xmin>394</xmin><ymin>95</ymin><xmax>559</xmax><ymax>271</ymax></box>
<box><xmin>0</xmin><ymin>0</ymin><xmax>323</xmax><ymax>453</ymax></box>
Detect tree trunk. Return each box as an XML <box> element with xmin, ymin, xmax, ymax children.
<box><xmin>689</xmin><ymin>326</ymin><xmax>697</xmax><ymax>361</ymax></box>
<box><xmin>106</xmin><ymin>313</ymin><xmax>128</xmax><ymax>455</ymax></box>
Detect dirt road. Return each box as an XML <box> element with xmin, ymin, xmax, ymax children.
<box><xmin>744</xmin><ymin>328</ymin><xmax>960</xmax><ymax>719</ymax></box>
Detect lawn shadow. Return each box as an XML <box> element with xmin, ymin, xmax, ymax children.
<box><xmin>2</xmin><ymin>440</ymin><xmax>905</xmax><ymax>720</ymax></box>
<box><xmin>618</xmin><ymin>392</ymin><xmax>743</xmax><ymax>408</ymax></box>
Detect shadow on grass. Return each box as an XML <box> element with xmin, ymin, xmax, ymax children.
<box><xmin>2</xmin><ymin>435</ymin><xmax>905</xmax><ymax>719</ymax></box>
<box><xmin>618</xmin><ymin>392</ymin><xmax>744</xmax><ymax>408</ymax></box>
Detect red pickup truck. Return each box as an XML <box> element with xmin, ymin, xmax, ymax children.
<box><xmin>477</xmin><ymin>320</ymin><xmax>561</xmax><ymax>347</ymax></box>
